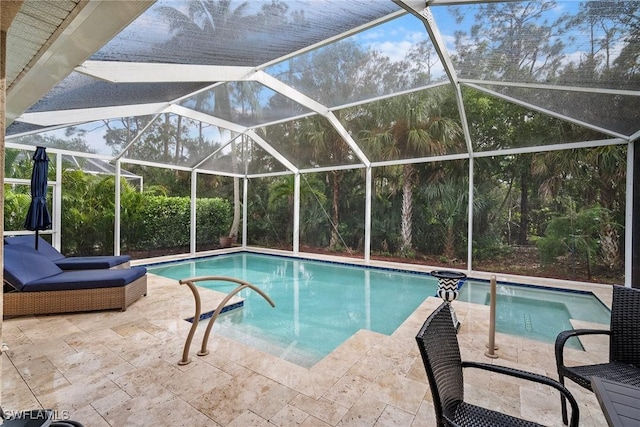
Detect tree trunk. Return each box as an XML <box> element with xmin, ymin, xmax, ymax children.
<box><xmin>444</xmin><ymin>225</ymin><xmax>455</xmax><ymax>261</ymax></box>
<box><xmin>400</xmin><ymin>164</ymin><xmax>414</xmax><ymax>253</ymax></box>
<box><xmin>329</xmin><ymin>170</ymin><xmax>341</xmax><ymax>249</ymax></box>
<box><xmin>175</xmin><ymin>115</ymin><xmax>182</xmax><ymax>163</ymax></box>
<box><xmin>163</xmin><ymin>113</ymin><xmax>171</xmax><ymax>162</ymax></box>
<box><xmin>518</xmin><ymin>170</ymin><xmax>529</xmax><ymax>245</ymax></box>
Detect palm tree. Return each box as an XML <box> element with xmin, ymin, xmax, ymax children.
<box><xmin>365</xmin><ymin>91</ymin><xmax>463</xmax><ymax>254</ymax></box>
<box><xmin>157</xmin><ymin>1</ymin><xmax>251</xmax><ymax>53</ymax></box>
<box><xmin>423</xmin><ymin>177</ymin><xmax>474</xmax><ymax>261</ymax></box>
<box><xmin>533</xmin><ymin>143</ymin><xmax>626</xmax><ymax>269</ymax></box>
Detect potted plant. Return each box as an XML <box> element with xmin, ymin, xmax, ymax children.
<box><xmin>219</xmin><ymin>233</ymin><xmax>236</xmax><ymax>248</ymax></box>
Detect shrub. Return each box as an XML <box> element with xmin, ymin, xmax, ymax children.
<box><xmin>131</xmin><ymin>195</ymin><xmax>231</xmax><ymax>251</ymax></box>
<box><xmin>537</xmin><ymin>236</ymin><xmax>566</xmax><ymax>264</ymax></box>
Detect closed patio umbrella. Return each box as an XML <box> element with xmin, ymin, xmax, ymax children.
<box><xmin>24</xmin><ymin>146</ymin><xmax>52</xmax><ymax>250</ymax></box>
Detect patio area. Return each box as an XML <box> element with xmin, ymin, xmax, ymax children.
<box><xmin>1</xmin><ymin>253</ymin><xmax>613</xmax><ymax>426</ymax></box>
<box><xmin>1</xmin><ymin>2</ymin><xmax>637</xmax><ymax>424</ymax></box>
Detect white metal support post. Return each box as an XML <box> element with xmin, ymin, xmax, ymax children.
<box><xmin>293</xmin><ymin>173</ymin><xmax>300</xmax><ymax>254</ymax></box>
<box><xmin>191</xmin><ymin>170</ymin><xmax>197</xmax><ymax>254</ymax></box>
<box><xmin>53</xmin><ymin>152</ymin><xmax>62</xmax><ymax>250</ymax></box>
<box><xmin>467</xmin><ymin>156</ymin><xmax>474</xmax><ymax>272</ymax></box>
<box><xmin>242</xmin><ymin>176</ymin><xmax>248</xmax><ymax>248</ymax></box>
<box><xmin>114</xmin><ymin>159</ymin><xmax>121</xmax><ymax>255</ymax></box>
<box><xmin>365</xmin><ymin>167</ymin><xmax>372</xmax><ymax>262</ymax></box>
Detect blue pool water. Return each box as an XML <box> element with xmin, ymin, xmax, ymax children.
<box><xmin>457</xmin><ymin>281</ymin><xmax>610</xmax><ymax>349</ymax></box>
<box><xmin>147</xmin><ymin>253</ymin><xmax>610</xmax><ymax>367</ymax></box>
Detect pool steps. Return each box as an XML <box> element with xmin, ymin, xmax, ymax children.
<box><xmin>185</xmin><ymin>300</ymin><xmax>244</xmax><ymax>323</ymax></box>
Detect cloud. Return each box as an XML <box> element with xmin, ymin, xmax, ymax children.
<box><xmin>367</xmin><ymin>40</ymin><xmax>414</xmax><ymax>63</ymax></box>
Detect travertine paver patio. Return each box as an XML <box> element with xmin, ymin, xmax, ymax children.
<box><xmin>1</xmin><ymin>252</ymin><xmax>612</xmax><ymax>426</ymax></box>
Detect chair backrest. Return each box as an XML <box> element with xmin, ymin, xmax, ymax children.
<box><xmin>3</xmin><ymin>244</ymin><xmax>63</xmax><ymax>291</ymax></box>
<box><xmin>415</xmin><ymin>303</ymin><xmax>464</xmax><ymax>426</ymax></box>
<box><xmin>4</xmin><ymin>235</ymin><xmax>64</xmax><ymax>261</ymax></box>
<box><xmin>610</xmin><ymin>286</ymin><xmax>640</xmax><ymax>367</ymax></box>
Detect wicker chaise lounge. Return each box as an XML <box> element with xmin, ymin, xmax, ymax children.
<box><xmin>4</xmin><ymin>235</ymin><xmax>130</xmax><ymax>270</ymax></box>
<box><xmin>3</xmin><ymin>245</ymin><xmax>147</xmax><ymax>317</ymax></box>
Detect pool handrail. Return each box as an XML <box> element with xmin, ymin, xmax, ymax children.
<box><xmin>177</xmin><ymin>275</ymin><xmax>275</xmax><ymax>365</ymax></box>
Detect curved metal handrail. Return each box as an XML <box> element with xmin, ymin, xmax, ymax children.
<box><xmin>177</xmin><ymin>276</ymin><xmax>275</xmax><ymax>365</ymax></box>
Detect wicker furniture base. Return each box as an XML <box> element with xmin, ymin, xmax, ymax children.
<box><xmin>3</xmin><ymin>275</ymin><xmax>147</xmax><ymax>317</ymax></box>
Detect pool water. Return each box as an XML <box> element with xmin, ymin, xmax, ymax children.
<box><xmin>147</xmin><ymin>253</ymin><xmax>610</xmax><ymax>367</ymax></box>
<box><xmin>148</xmin><ymin>253</ymin><xmax>438</xmax><ymax>366</ymax></box>
<box><xmin>457</xmin><ymin>281</ymin><xmax>610</xmax><ymax>349</ymax></box>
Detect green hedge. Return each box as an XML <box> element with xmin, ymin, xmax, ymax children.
<box><xmin>123</xmin><ymin>195</ymin><xmax>232</xmax><ymax>252</ymax></box>
<box><xmin>4</xmin><ymin>184</ymin><xmax>233</xmax><ymax>255</ymax></box>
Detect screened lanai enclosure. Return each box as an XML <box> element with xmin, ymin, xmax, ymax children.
<box><xmin>3</xmin><ymin>0</ymin><xmax>640</xmax><ymax>286</ymax></box>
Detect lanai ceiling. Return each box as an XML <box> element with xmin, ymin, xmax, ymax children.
<box><xmin>4</xmin><ymin>0</ymin><xmax>640</xmax><ymax>177</ymax></box>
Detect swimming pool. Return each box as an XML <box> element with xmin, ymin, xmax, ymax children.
<box><xmin>458</xmin><ymin>280</ymin><xmax>610</xmax><ymax>348</ymax></box>
<box><xmin>146</xmin><ymin>252</ymin><xmax>610</xmax><ymax>367</ymax></box>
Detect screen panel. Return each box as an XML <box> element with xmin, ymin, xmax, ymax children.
<box><xmin>474</xmin><ymin>84</ymin><xmax>640</xmax><ymax>138</ymax></box>
<box><xmin>344</xmin><ymin>85</ymin><xmax>466</xmax><ymax>162</ymax></box>
<box><xmin>91</xmin><ymin>0</ymin><xmax>401</xmax><ymax>67</ymax></box>
<box><xmin>265</xmin><ymin>12</ymin><xmax>445</xmax><ymax>108</ymax></box>
<box><xmin>180</xmin><ymin>81</ymin><xmax>313</xmax><ymax>127</ymax></box>
<box><xmin>256</xmin><ymin>115</ymin><xmax>364</xmax><ymax>170</ymax></box>
<box><xmin>434</xmin><ymin>1</ymin><xmax>639</xmax><ymax>91</ymax></box>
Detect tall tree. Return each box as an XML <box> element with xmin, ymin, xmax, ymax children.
<box><xmin>452</xmin><ymin>2</ymin><xmax>569</xmax><ymax>245</ymax></box>
<box><xmin>364</xmin><ymin>90</ymin><xmax>463</xmax><ymax>253</ymax></box>
<box><xmin>452</xmin><ymin>1</ymin><xmax>567</xmax><ymax>81</ymax></box>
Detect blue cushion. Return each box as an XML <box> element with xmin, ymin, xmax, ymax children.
<box><xmin>3</xmin><ymin>245</ymin><xmax>63</xmax><ymax>291</ymax></box>
<box><xmin>4</xmin><ymin>235</ymin><xmax>65</xmax><ymax>261</ymax></box>
<box><xmin>4</xmin><ymin>235</ymin><xmax>131</xmax><ymax>269</ymax></box>
<box><xmin>24</xmin><ymin>266</ymin><xmax>147</xmax><ymax>292</ymax></box>
<box><xmin>4</xmin><ymin>244</ymin><xmax>147</xmax><ymax>292</ymax></box>
<box><xmin>54</xmin><ymin>255</ymin><xmax>131</xmax><ymax>270</ymax></box>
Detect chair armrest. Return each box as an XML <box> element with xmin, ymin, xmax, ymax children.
<box><xmin>461</xmin><ymin>361</ymin><xmax>580</xmax><ymax>427</ymax></box>
<box><xmin>555</xmin><ymin>329</ymin><xmax>610</xmax><ymax>368</ymax></box>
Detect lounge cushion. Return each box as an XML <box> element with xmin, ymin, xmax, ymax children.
<box><xmin>5</xmin><ymin>235</ymin><xmax>65</xmax><ymax>261</ymax></box>
<box><xmin>3</xmin><ymin>245</ymin><xmax>146</xmax><ymax>292</ymax></box>
<box><xmin>4</xmin><ymin>245</ymin><xmax>63</xmax><ymax>291</ymax></box>
<box><xmin>23</xmin><ymin>267</ymin><xmax>147</xmax><ymax>292</ymax></box>
<box><xmin>54</xmin><ymin>256</ymin><xmax>131</xmax><ymax>270</ymax></box>
<box><xmin>4</xmin><ymin>235</ymin><xmax>130</xmax><ymax>270</ymax></box>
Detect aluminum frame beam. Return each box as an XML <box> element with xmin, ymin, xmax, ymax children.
<box><xmin>6</xmin><ymin>1</ymin><xmax>154</xmax><ymax>125</ymax></box>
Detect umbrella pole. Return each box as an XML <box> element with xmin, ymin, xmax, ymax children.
<box><xmin>35</xmin><ymin>230</ymin><xmax>39</xmax><ymax>250</ymax></box>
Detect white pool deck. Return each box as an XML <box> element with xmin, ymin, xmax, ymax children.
<box><xmin>2</xmin><ymin>248</ymin><xmax>613</xmax><ymax>426</ymax></box>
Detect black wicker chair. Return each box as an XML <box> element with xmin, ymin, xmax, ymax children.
<box><xmin>555</xmin><ymin>285</ymin><xmax>640</xmax><ymax>424</ymax></box>
<box><xmin>417</xmin><ymin>303</ymin><xmax>579</xmax><ymax>427</ymax></box>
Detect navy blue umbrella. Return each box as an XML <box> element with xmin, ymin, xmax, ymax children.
<box><xmin>24</xmin><ymin>146</ymin><xmax>52</xmax><ymax>250</ymax></box>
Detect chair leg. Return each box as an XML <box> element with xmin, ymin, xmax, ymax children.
<box><xmin>559</xmin><ymin>375</ymin><xmax>568</xmax><ymax>425</ymax></box>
